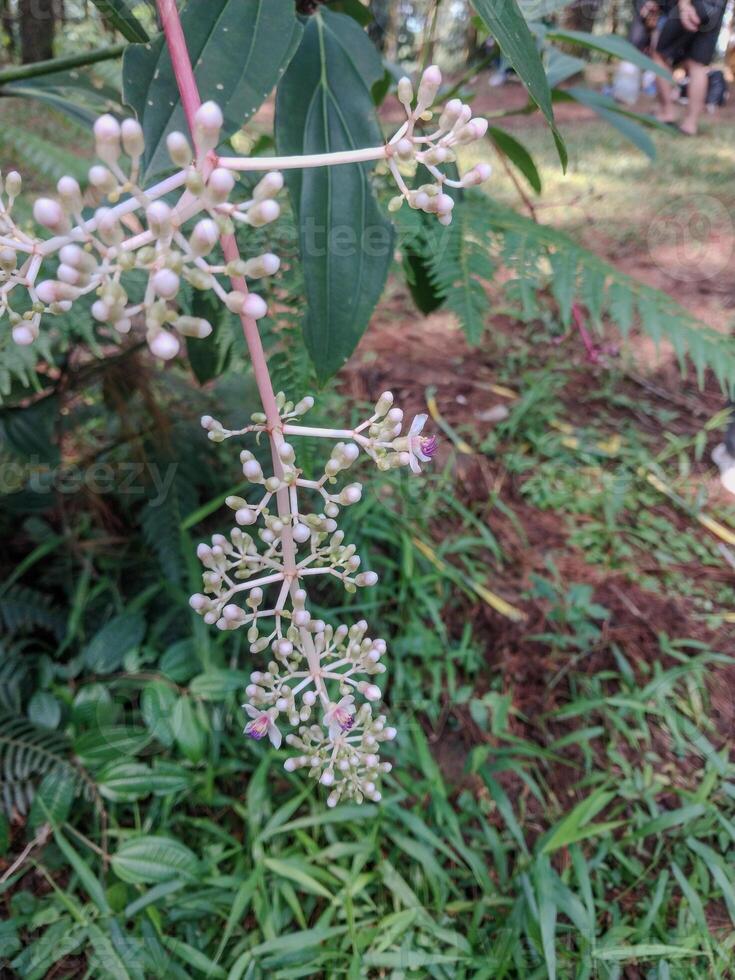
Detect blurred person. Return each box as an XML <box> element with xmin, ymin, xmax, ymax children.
<box><xmin>653</xmin><ymin>0</ymin><xmax>728</xmax><ymax>134</ymax></box>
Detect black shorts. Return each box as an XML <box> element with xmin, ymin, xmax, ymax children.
<box><xmin>656</xmin><ymin>6</ymin><xmax>726</xmax><ymax>66</ymax></box>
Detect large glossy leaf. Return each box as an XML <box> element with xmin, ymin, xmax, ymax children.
<box><xmin>488</xmin><ymin>126</ymin><xmax>541</xmax><ymax>193</ymax></box>
<box><xmin>123</xmin><ymin>0</ymin><xmax>303</xmax><ymax>178</ymax></box>
<box><xmin>275</xmin><ymin>10</ymin><xmax>395</xmax><ymax>382</ymax></box>
<box><xmin>90</xmin><ymin>0</ymin><xmax>149</xmax><ymax>43</ymax></box>
<box><xmin>472</xmin><ymin>0</ymin><xmax>566</xmax><ymax>168</ymax></box>
<box><xmin>546</xmin><ymin>29</ymin><xmax>671</xmax><ymax>80</ymax></box>
<box><xmin>557</xmin><ymin>88</ymin><xmax>658</xmax><ymax>160</ymax></box>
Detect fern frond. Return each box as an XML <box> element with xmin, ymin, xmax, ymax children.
<box><xmin>426</xmin><ymin>206</ymin><xmax>497</xmax><ymax>345</ymax></box>
<box><xmin>414</xmin><ymin>193</ymin><xmax>735</xmax><ymax>390</ymax></box>
<box><xmin>0</xmin><ymin>713</ymin><xmax>84</xmax><ymax>816</ymax></box>
<box><xmin>0</xmin><ymin>584</ymin><xmax>66</xmax><ymax>639</ymax></box>
<box><xmin>486</xmin><ymin>195</ymin><xmax>735</xmax><ymax>390</ymax></box>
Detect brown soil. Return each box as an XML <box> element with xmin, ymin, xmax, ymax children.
<box><xmin>341</xmin><ymin>276</ymin><xmax>735</xmax><ymax>786</ymax></box>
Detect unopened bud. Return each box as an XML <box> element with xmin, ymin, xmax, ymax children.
<box><xmin>94</xmin><ymin>114</ymin><xmax>122</xmax><ymax>164</ymax></box>
<box><xmin>5</xmin><ymin>171</ymin><xmax>21</xmax><ymax>198</ymax></box>
<box><xmin>417</xmin><ymin>64</ymin><xmax>442</xmax><ymax>109</ymax></box>
<box><xmin>121</xmin><ymin>118</ymin><xmax>145</xmax><ymax>159</ymax></box>
<box><xmin>33</xmin><ymin>198</ymin><xmax>67</xmax><ymax>232</ymax></box>
<box><xmin>194</xmin><ymin>101</ymin><xmax>223</xmax><ymax>154</ymax></box>
<box><xmin>167</xmin><ymin>131</ymin><xmax>193</xmax><ymax>167</ymax></box>
<box><xmin>148</xmin><ymin>329</ymin><xmax>180</xmax><ymax>360</ymax></box>
<box><xmin>253</xmin><ymin>171</ymin><xmax>284</xmax><ymax>201</ymax></box>
<box><xmin>242</xmin><ymin>252</ymin><xmax>280</xmax><ymax>278</ymax></box>
<box><xmin>190</xmin><ymin>217</ymin><xmax>219</xmax><ymax>256</ymax></box>
<box><xmin>174</xmin><ymin>316</ymin><xmax>212</xmax><ymax>339</ymax></box>
<box><xmin>397</xmin><ymin>76</ymin><xmax>413</xmax><ymax>106</ymax></box>
<box><xmin>244</xmin><ymin>199</ymin><xmax>280</xmax><ymax>228</ymax></box>
<box><xmin>57</xmin><ymin>176</ymin><xmax>82</xmax><ymax>213</ymax></box>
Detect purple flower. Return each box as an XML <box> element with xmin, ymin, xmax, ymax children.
<box><xmin>324</xmin><ymin>696</ymin><xmax>355</xmax><ymax>739</ymax></box>
<box><xmin>243</xmin><ymin>705</ymin><xmax>282</xmax><ymax>748</ymax></box>
<box><xmin>407</xmin><ymin>414</ymin><xmax>438</xmax><ymax>473</ymax></box>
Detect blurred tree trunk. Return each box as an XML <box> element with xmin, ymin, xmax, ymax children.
<box><xmin>561</xmin><ymin>0</ymin><xmax>605</xmax><ymax>32</ymax></box>
<box><xmin>368</xmin><ymin>0</ymin><xmax>392</xmax><ymax>51</ymax></box>
<box><xmin>1</xmin><ymin>0</ymin><xmax>16</xmax><ymax>55</ymax></box>
<box><xmin>19</xmin><ymin>0</ymin><xmax>56</xmax><ymax>63</ymax></box>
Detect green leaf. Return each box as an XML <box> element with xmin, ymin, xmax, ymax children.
<box><xmin>263</xmin><ymin>857</ymin><xmax>335</xmax><ymax>899</ymax></box>
<box><xmin>275</xmin><ymin>10</ymin><xmax>395</xmax><ymax>382</ymax></box>
<box><xmin>53</xmin><ymin>827</ymin><xmax>111</xmax><ymax>914</ymax></box>
<box><xmin>546</xmin><ymin>29</ymin><xmax>671</xmax><ymax>80</ymax></box>
<box><xmin>594</xmin><ymin>944</ymin><xmax>705</xmax><ymax>962</ymax></box>
<box><xmin>27</xmin><ymin>691</ymin><xmax>61</xmax><ymax>730</ymax></box>
<box><xmin>186</xmin><ymin>290</ymin><xmax>233</xmax><ymax>385</ymax></box>
<box><xmin>189</xmin><ymin>669</ymin><xmax>249</xmax><ymax>700</ymax></box>
<box><xmin>83</xmin><ymin>612</ymin><xmax>146</xmax><ymax>674</ymax></box>
<box><xmin>111</xmin><ymin>835</ymin><xmax>200</xmax><ymax>884</ymax></box>
<box><xmin>472</xmin><ymin>0</ymin><xmax>566</xmax><ymax>167</ymax></box>
<box><xmin>89</xmin><ymin>0</ymin><xmax>149</xmax><ymax>43</ymax></box>
<box><xmin>123</xmin><ymin>0</ymin><xmax>303</xmax><ymax>179</ymax></box>
<box><xmin>559</xmin><ymin>88</ymin><xmax>656</xmax><ymax>160</ymax></box>
<box><xmin>488</xmin><ymin>126</ymin><xmax>541</xmax><ymax>194</ymax></box>
<box><xmin>171</xmin><ymin>696</ymin><xmax>207</xmax><ymax>762</ymax></box>
<box><xmin>140</xmin><ymin>680</ymin><xmax>177</xmax><ymax>746</ymax></box>
<box><xmin>28</xmin><ymin>768</ymin><xmax>75</xmax><ymax>831</ymax></box>
<box><xmin>98</xmin><ymin>761</ymin><xmax>189</xmax><ymax>801</ymax></box>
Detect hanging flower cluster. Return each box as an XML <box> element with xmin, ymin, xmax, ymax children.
<box><xmin>190</xmin><ymin>391</ymin><xmax>437</xmax><ymax>805</ymax></box>
<box><xmin>386</xmin><ymin>64</ymin><xmax>492</xmax><ymax>224</ymax></box>
<box><xmin>2</xmin><ymin>62</ymin><xmax>486</xmax><ymax>803</ymax></box>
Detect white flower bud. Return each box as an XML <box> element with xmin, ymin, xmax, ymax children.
<box><xmin>114</xmin><ymin>318</ymin><xmax>132</xmax><ymax>334</ymax></box>
<box><xmin>356</xmin><ymin>571</ymin><xmax>378</xmax><ymax>588</ymax></box>
<box><xmin>207</xmin><ymin>167</ymin><xmax>235</xmax><ymax>204</ymax></box>
<box><xmin>320</xmin><ymin>771</ymin><xmax>334</xmax><ymax>786</ymax></box>
<box><xmin>190</xmin><ymin>218</ymin><xmax>219</xmax><ymax>256</ymax></box>
<box><xmin>167</xmin><ymin>131</ymin><xmax>192</xmax><ymax>167</ymax></box>
<box><xmin>242</xmin><ymin>252</ymin><xmax>280</xmax><ymax>278</ymax></box>
<box><xmin>33</xmin><ymin>198</ymin><xmax>67</xmax><ymax>232</ymax></box>
<box><xmin>194</xmin><ymin>101</ymin><xmax>223</xmax><ymax>154</ymax></box>
<box><xmin>152</xmin><ymin>268</ymin><xmax>180</xmax><ymax>299</ymax></box>
<box><xmin>146</xmin><ymin>201</ymin><xmax>172</xmax><ymax>236</ymax></box>
<box><xmin>253</xmin><ymin>171</ymin><xmax>284</xmax><ymax>201</ymax></box>
<box><xmin>12</xmin><ymin>323</ymin><xmax>37</xmax><ymax>345</ymax></box>
<box><xmin>148</xmin><ymin>329</ymin><xmax>180</xmax><ymax>360</ymax></box>
<box><xmin>456</xmin><ymin>118</ymin><xmax>488</xmax><ymax>144</ymax></box>
<box><xmin>364</xmin><ymin>684</ymin><xmax>381</xmax><ymax>701</ymax></box>
<box><xmin>5</xmin><ymin>171</ymin><xmax>21</xmax><ymax>198</ymax></box>
<box><xmin>121</xmin><ymin>118</ymin><xmax>145</xmax><ymax>159</ymax></box>
<box><xmin>88</xmin><ymin>165</ymin><xmax>117</xmax><ymax>195</ymax></box>
<box><xmin>292</xmin><ymin>522</ymin><xmax>311</xmax><ymax>543</ymax></box>
<box><xmin>96</xmin><ymin>207</ymin><xmax>123</xmax><ymax>245</ymax></box>
<box><xmin>463</xmin><ymin>162</ymin><xmax>492</xmax><ymax>186</ymax></box>
<box><xmin>439</xmin><ymin>98</ymin><xmax>464</xmax><ymax>131</ymax></box>
<box><xmin>397</xmin><ymin>76</ymin><xmax>413</xmax><ymax>106</ymax></box>
<box><xmin>375</xmin><ymin>391</ymin><xmax>393</xmax><ymax>416</ymax></box>
<box><xmin>236</xmin><ymin>507</ymin><xmax>257</xmax><ymax>525</ymax></box>
<box><xmin>0</xmin><ymin>247</ymin><xmax>16</xmax><ymax>272</ymax></box>
<box><xmin>417</xmin><ymin>64</ymin><xmax>442</xmax><ymax>109</ymax></box>
<box><xmin>94</xmin><ymin>114</ymin><xmax>122</xmax><ymax>164</ymax></box>
<box><xmin>57</xmin><ymin>176</ymin><xmax>82</xmax><ymax>213</ymax></box>
<box><xmin>242</xmin><ymin>459</ymin><xmax>263</xmax><ymax>482</ymax></box>
<box><xmin>91</xmin><ymin>299</ymin><xmax>111</xmax><ymax>322</ymax></box>
<box><xmin>241</xmin><ymin>293</ymin><xmax>268</xmax><ymax>319</ymax></box>
<box><xmin>174</xmin><ymin>315</ymin><xmax>212</xmax><ymax>338</ymax></box>
<box><xmin>244</xmin><ymin>199</ymin><xmax>280</xmax><ymax>228</ymax></box>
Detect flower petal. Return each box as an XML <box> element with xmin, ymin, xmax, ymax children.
<box><xmin>408</xmin><ymin>414</ymin><xmax>427</xmax><ymax>437</ymax></box>
<box><xmin>409</xmin><ymin>453</ymin><xmax>421</xmax><ymax>474</ymax></box>
<box><xmin>268</xmin><ymin>721</ymin><xmax>282</xmax><ymax>749</ymax></box>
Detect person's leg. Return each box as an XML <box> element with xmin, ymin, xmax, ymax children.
<box><xmin>680</xmin><ymin>59</ymin><xmax>708</xmax><ymax>133</ymax></box>
<box><xmin>653</xmin><ymin>49</ymin><xmax>677</xmax><ymax>121</ymax></box>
